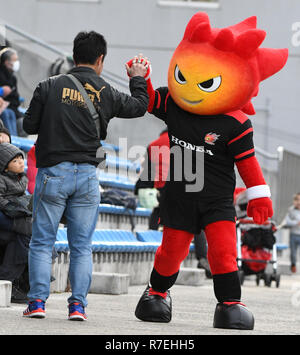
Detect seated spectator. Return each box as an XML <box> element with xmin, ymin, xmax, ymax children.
<box><xmin>0</xmin><ymin>47</ymin><xmax>27</xmax><ymax>137</ymax></box>
<box><xmin>0</xmin><ymin>143</ymin><xmax>32</xmax><ymax>303</ymax></box>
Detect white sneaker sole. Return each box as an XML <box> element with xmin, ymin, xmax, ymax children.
<box><xmin>68</xmin><ymin>314</ymin><xmax>87</xmax><ymax>321</ymax></box>
<box><xmin>23</xmin><ymin>312</ymin><xmax>46</xmax><ymax>319</ymax></box>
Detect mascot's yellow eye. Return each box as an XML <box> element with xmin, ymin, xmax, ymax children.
<box><xmin>198</xmin><ymin>76</ymin><xmax>222</xmax><ymax>92</ymax></box>
<box><xmin>174</xmin><ymin>65</ymin><xmax>187</xmax><ymax>84</ymax></box>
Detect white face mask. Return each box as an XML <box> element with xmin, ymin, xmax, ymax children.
<box><xmin>12</xmin><ymin>60</ymin><xmax>20</xmax><ymax>72</ymax></box>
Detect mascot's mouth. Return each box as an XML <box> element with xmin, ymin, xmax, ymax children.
<box><xmin>181</xmin><ymin>98</ymin><xmax>203</xmax><ymax>105</ymax></box>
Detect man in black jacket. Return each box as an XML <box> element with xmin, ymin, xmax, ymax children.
<box><xmin>22</xmin><ymin>31</ymin><xmax>149</xmax><ymax>321</ymax></box>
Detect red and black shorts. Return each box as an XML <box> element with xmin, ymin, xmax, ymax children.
<box><xmin>159</xmin><ymin>192</ymin><xmax>236</xmax><ymax>234</ymax></box>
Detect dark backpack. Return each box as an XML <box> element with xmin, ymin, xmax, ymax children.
<box><xmin>100</xmin><ymin>189</ymin><xmax>137</xmax><ymax>230</ymax></box>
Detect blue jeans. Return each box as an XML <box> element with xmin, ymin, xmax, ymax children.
<box><xmin>290</xmin><ymin>233</ymin><xmax>300</xmax><ymax>266</ymax></box>
<box><xmin>0</xmin><ymin>108</ymin><xmax>18</xmax><ymax>136</ymax></box>
<box><xmin>28</xmin><ymin>162</ymin><xmax>100</xmax><ymax>307</ymax></box>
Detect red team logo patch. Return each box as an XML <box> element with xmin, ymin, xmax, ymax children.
<box><xmin>204</xmin><ymin>132</ymin><xmax>220</xmax><ymax>145</ymax></box>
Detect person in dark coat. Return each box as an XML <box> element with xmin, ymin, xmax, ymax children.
<box><xmin>0</xmin><ymin>143</ymin><xmax>31</xmax><ymax>303</ymax></box>
<box><xmin>0</xmin><ymin>47</ymin><xmax>27</xmax><ymax>136</ymax></box>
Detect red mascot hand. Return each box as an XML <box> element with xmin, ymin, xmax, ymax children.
<box><xmin>236</xmin><ymin>157</ymin><xmax>273</xmax><ymax>224</ymax></box>
<box><xmin>247</xmin><ymin>197</ymin><xmax>273</xmax><ymax>224</ymax></box>
<box><xmin>126</xmin><ymin>55</ymin><xmax>152</xmax><ymax>80</ymax></box>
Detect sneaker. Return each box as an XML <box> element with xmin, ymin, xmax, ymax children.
<box><xmin>68</xmin><ymin>302</ymin><xmax>87</xmax><ymax>321</ymax></box>
<box><xmin>23</xmin><ymin>299</ymin><xmax>46</xmax><ymax>318</ymax></box>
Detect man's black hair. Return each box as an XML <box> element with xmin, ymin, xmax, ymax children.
<box><xmin>73</xmin><ymin>31</ymin><xmax>107</xmax><ymax>65</ymax></box>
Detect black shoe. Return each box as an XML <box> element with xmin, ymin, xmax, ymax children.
<box><xmin>11</xmin><ymin>285</ymin><xmax>28</xmax><ymax>304</ymax></box>
<box><xmin>213</xmin><ymin>301</ymin><xmax>254</xmax><ymax>330</ymax></box>
<box><xmin>135</xmin><ymin>286</ymin><xmax>172</xmax><ymax>323</ymax></box>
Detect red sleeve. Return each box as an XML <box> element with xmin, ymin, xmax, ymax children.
<box><xmin>235</xmin><ymin>155</ymin><xmax>266</xmax><ymax>188</ymax></box>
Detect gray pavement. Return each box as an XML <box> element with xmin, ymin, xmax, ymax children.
<box><xmin>0</xmin><ymin>273</ymin><xmax>300</xmax><ymax>336</ymax></box>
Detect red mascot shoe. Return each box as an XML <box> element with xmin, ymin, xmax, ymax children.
<box><xmin>213</xmin><ymin>301</ymin><xmax>254</xmax><ymax>330</ymax></box>
<box><xmin>135</xmin><ymin>286</ymin><xmax>172</xmax><ymax>323</ymax></box>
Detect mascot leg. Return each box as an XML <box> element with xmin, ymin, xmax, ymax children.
<box><xmin>135</xmin><ymin>226</ymin><xmax>194</xmax><ymax>323</ymax></box>
<box><xmin>204</xmin><ymin>221</ymin><xmax>254</xmax><ymax>330</ymax></box>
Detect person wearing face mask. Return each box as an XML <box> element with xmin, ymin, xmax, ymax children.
<box><xmin>0</xmin><ymin>47</ymin><xmax>27</xmax><ymax>137</ymax></box>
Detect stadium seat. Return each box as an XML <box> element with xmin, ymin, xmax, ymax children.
<box><xmin>136</xmin><ymin>230</ymin><xmax>195</xmax><ymax>252</ymax></box>
<box><xmin>11</xmin><ymin>136</ymin><xmax>34</xmax><ymax>153</ymax></box>
<box><xmin>98</xmin><ymin>172</ymin><xmax>135</xmax><ymax>191</ymax></box>
<box><xmin>54</xmin><ymin>228</ymin><xmax>158</xmax><ymax>253</ymax></box>
<box><xmin>276</xmin><ymin>243</ymin><xmax>289</xmax><ymax>251</ymax></box>
<box><xmin>92</xmin><ymin>229</ymin><xmax>158</xmax><ymax>252</ymax></box>
<box><xmin>101</xmin><ymin>141</ymin><xmax>120</xmax><ymax>152</ymax></box>
<box><xmin>98</xmin><ymin>204</ymin><xmax>151</xmax><ymax>217</ymax></box>
<box><xmin>105</xmin><ymin>155</ymin><xmax>140</xmax><ymax>173</ymax></box>
<box><xmin>96</xmin><ymin>204</ymin><xmax>151</xmax><ymax>231</ymax></box>
<box><xmin>136</xmin><ymin>230</ymin><xmax>163</xmax><ymax>243</ymax></box>
<box><xmin>55</xmin><ymin>228</ymin><xmax>69</xmax><ymax>252</ymax></box>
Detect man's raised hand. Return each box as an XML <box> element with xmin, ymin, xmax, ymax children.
<box><xmin>126</xmin><ymin>53</ymin><xmax>152</xmax><ymax>79</ymax></box>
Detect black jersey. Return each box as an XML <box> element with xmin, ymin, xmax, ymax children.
<box><xmin>150</xmin><ymin>87</ymin><xmax>255</xmax><ymax>201</ymax></box>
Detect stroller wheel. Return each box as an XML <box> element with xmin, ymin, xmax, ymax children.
<box><xmin>275</xmin><ymin>274</ymin><xmax>280</xmax><ymax>288</ymax></box>
<box><xmin>256</xmin><ymin>274</ymin><xmax>261</xmax><ymax>286</ymax></box>
<box><xmin>263</xmin><ymin>273</ymin><xmax>272</xmax><ymax>287</ymax></box>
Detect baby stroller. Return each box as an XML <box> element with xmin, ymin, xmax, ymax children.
<box><xmin>236</xmin><ymin>219</ymin><xmax>280</xmax><ymax>288</ymax></box>
<box><xmin>234</xmin><ymin>188</ymin><xmax>280</xmax><ymax>288</ymax></box>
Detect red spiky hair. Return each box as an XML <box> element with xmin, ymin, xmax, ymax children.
<box><xmin>178</xmin><ymin>12</ymin><xmax>288</xmax><ymax>115</ymax></box>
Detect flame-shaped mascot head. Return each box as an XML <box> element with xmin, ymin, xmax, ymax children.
<box><xmin>168</xmin><ymin>12</ymin><xmax>288</xmax><ymax>116</ymax></box>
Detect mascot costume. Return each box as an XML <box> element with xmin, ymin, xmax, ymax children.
<box><xmin>127</xmin><ymin>12</ymin><xmax>288</xmax><ymax>330</ymax></box>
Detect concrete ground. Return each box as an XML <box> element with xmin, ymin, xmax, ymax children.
<box><xmin>0</xmin><ymin>272</ymin><xmax>300</xmax><ymax>336</ymax></box>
